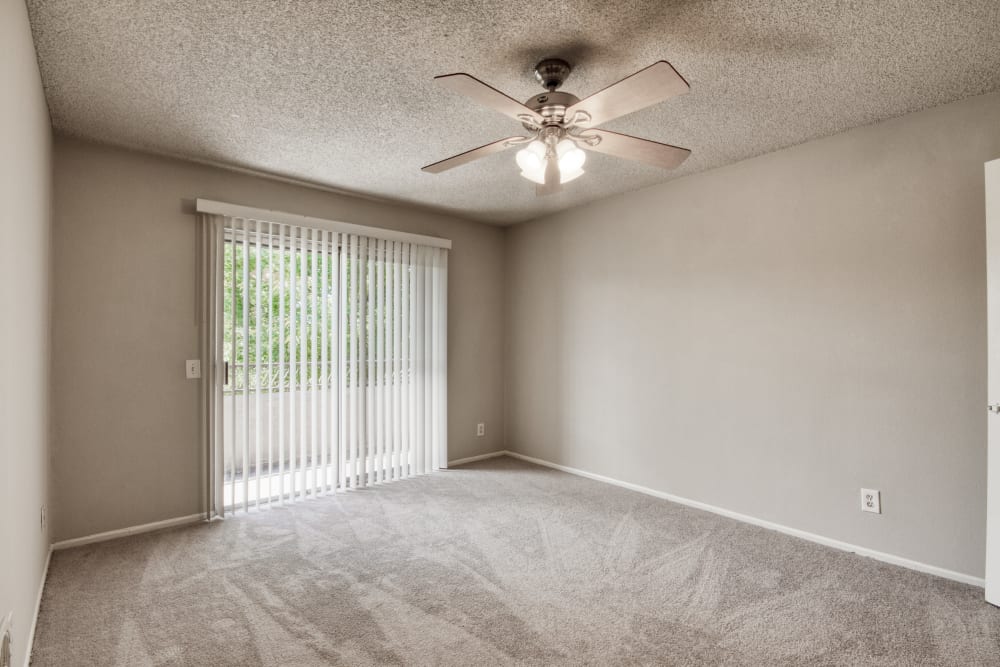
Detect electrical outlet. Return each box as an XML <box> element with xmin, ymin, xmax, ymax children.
<box><xmin>185</xmin><ymin>359</ymin><xmax>202</xmax><ymax>379</ymax></box>
<box><xmin>476</xmin><ymin>423</ymin><xmax>485</xmax><ymax>437</ymax></box>
<box><xmin>1</xmin><ymin>611</ymin><xmax>12</xmax><ymax>667</ymax></box>
<box><xmin>861</xmin><ymin>488</ymin><xmax>881</xmax><ymax>514</ymax></box>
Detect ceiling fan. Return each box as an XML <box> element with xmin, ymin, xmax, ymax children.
<box><xmin>421</xmin><ymin>58</ymin><xmax>692</xmax><ymax>196</ymax></box>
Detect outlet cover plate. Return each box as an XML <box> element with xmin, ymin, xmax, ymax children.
<box><xmin>1</xmin><ymin>611</ymin><xmax>11</xmax><ymax>667</ymax></box>
<box><xmin>861</xmin><ymin>488</ymin><xmax>881</xmax><ymax>514</ymax></box>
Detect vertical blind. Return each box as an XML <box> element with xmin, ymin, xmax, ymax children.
<box><xmin>198</xmin><ymin>213</ymin><xmax>448</xmax><ymax>515</ymax></box>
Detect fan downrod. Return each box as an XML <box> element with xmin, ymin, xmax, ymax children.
<box><xmin>534</xmin><ymin>58</ymin><xmax>572</xmax><ymax>91</ymax></box>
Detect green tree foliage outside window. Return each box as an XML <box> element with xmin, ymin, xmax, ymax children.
<box><xmin>223</xmin><ymin>238</ymin><xmax>405</xmax><ymax>394</ymax></box>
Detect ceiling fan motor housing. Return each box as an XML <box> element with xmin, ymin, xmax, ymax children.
<box><xmin>522</xmin><ymin>91</ymin><xmax>580</xmax><ymax>130</ymax></box>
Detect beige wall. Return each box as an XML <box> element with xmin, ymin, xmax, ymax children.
<box><xmin>0</xmin><ymin>1</ymin><xmax>52</xmax><ymax>664</ymax></box>
<box><xmin>51</xmin><ymin>138</ymin><xmax>505</xmax><ymax>541</ymax></box>
<box><xmin>505</xmin><ymin>92</ymin><xmax>1000</xmax><ymax>578</ymax></box>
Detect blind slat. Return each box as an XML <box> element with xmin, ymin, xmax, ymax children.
<box><xmin>320</xmin><ymin>229</ymin><xmax>329</xmax><ymax>495</ymax></box>
<box><xmin>278</xmin><ymin>223</ymin><xmax>287</xmax><ymax>504</ymax></box>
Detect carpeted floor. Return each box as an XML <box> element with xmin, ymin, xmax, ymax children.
<box><xmin>31</xmin><ymin>456</ymin><xmax>1000</xmax><ymax>665</ymax></box>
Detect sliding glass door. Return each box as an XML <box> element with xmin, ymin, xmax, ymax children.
<box><xmin>199</xmin><ymin>212</ymin><xmax>448</xmax><ymax>516</ymax></box>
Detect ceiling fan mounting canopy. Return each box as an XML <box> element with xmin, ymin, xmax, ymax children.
<box><xmin>422</xmin><ymin>56</ymin><xmax>692</xmax><ymax>196</ymax></box>
<box><xmin>534</xmin><ymin>58</ymin><xmax>572</xmax><ymax>91</ymax></box>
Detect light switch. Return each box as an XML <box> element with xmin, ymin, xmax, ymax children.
<box><xmin>186</xmin><ymin>359</ymin><xmax>202</xmax><ymax>379</ymax></box>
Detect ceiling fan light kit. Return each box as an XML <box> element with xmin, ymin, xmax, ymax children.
<box><xmin>516</xmin><ymin>138</ymin><xmax>586</xmax><ymax>185</ymax></box>
<box><xmin>422</xmin><ymin>57</ymin><xmax>692</xmax><ymax>196</ymax></box>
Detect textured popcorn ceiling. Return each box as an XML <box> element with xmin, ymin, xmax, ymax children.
<box><xmin>26</xmin><ymin>1</ymin><xmax>1000</xmax><ymax>224</ymax></box>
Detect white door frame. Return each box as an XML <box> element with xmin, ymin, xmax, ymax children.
<box><xmin>985</xmin><ymin>158</ymin><xmax>1000</xmax><ymax>606</ymax></box>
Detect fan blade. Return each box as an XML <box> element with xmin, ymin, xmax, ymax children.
<box><xmin>566</xmin><ymin>61</ymin><xmax>689</xmax><ymax>127</ymax></box>
<box><xmin>435</xmin><ymin>73</ymin><xmax>543</xmax><ymax>124</ymax></box>
<box><xmin>536</xmin><ymin>152</ymin><xmax>561</xmax><ymax>196</ymax></box>
<box><xmin>581</xmin><ymin>129</ymin><xmax>691</xmax><ymax>169</ymax></box>
<box><xmin>421</xmin><ymin>136</ymin><xmax>526</xmax><ymax>173</ymax></box>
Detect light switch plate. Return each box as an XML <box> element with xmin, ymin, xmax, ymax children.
<box><xmin>185</xmin><ymin>360</ymin><xmax>202</xmax><ymax>379</ymax></box>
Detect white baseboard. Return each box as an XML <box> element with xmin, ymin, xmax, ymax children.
<box><xmin>446</xmin><ymin>450</ymin><xmax>507</xmax><ymax>467</ymax></box>
<box><xmin>24</xmin><ymin>546</ymin><xmax>51</xmax><ymax>667</ymax></box>
<box><xmin>51</xmin><ymin>514</ymin><xmax>205</xmax><ymax>551</ymax></box>
<box><xmin>504</xmin><ymin>450</ymin><xmax>985</xmax><ymax>589</ymax></box>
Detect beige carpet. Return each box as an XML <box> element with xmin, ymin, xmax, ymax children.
<box><xmin>31</xmin><ymin>456</ymin><xmax>1000</xmax><ymax>665</ymax></box>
